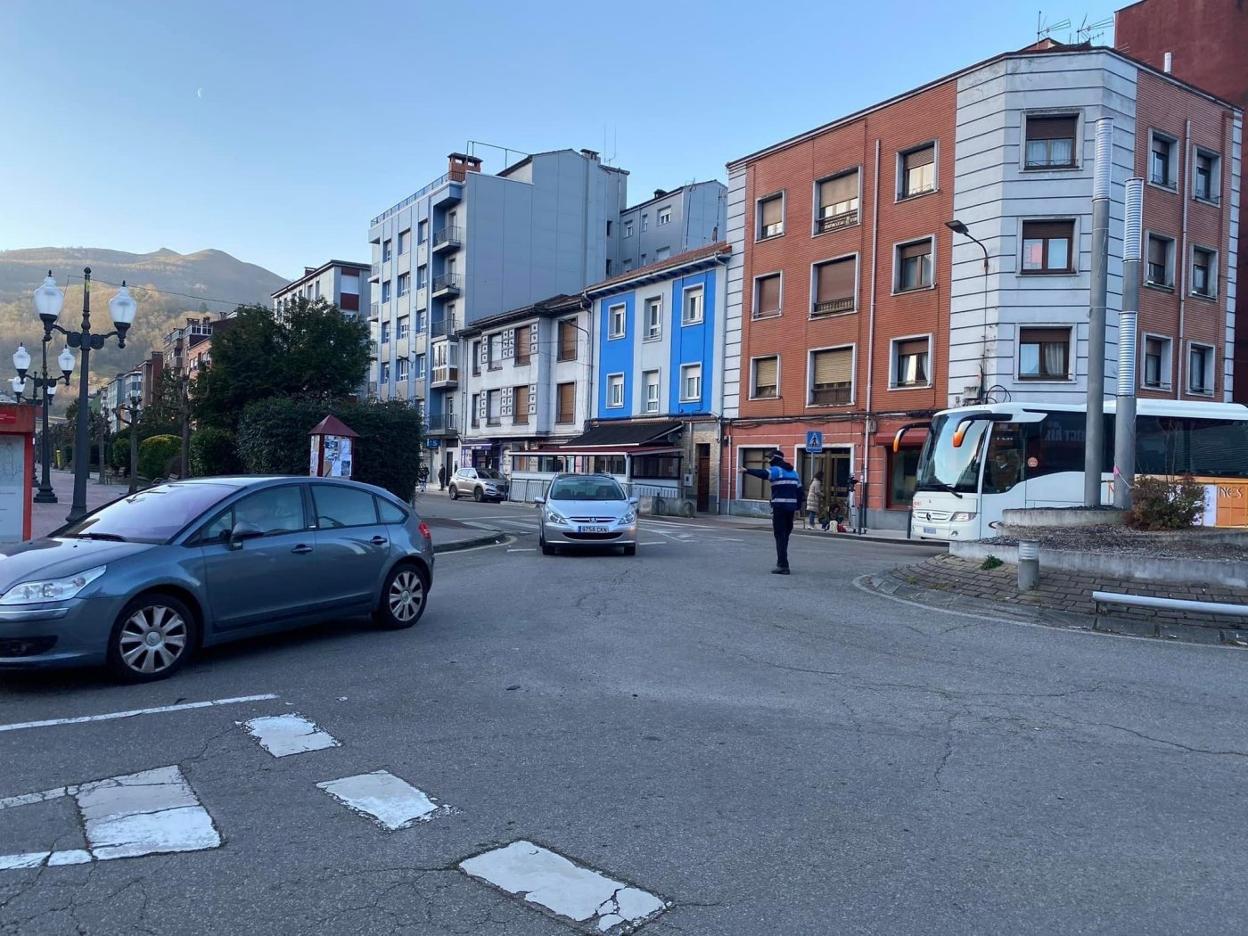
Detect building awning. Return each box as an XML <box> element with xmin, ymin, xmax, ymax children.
<box><xmin>563</xmin><ymin>420</ymin><xmax>683</xmax><ymax>449</ymax></box>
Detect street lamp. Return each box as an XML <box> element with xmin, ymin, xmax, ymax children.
<box><xmin>10</xmin><ymin>339</ymin><xmax>74</xmax><ymax>503</ymax></box>
<box><xmin>115</xmin><ymin>392</ymin><xmax>142</xmax><ymax>494</ymax></box>
<box><xmin>37</xmin><ymin>269</ymin><xmax>137</xmax><ymax>521</ymax></box>
<box><xmin>945</xmin><ymin>220</ymin><xmax>991</xmax><ymax>402</ymax></box>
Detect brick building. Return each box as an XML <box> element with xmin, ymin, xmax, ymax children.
<box><xmin>1115</xmin><ymin>0</ymin><xmax>1248</xmax><ymax>402</ymax></box>
<box><xmin>723</xmin><ymin>43</ymin><xmax>1241</xmax><ymax>529</ymax></box>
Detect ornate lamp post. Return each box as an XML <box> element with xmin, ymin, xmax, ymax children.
<box><xmin>38</xmin><ymin>269</ymin><xmax>136</xmax><ymax>521</ymax></box>
<box><xmin>115</xmin><ymin>392</ymin><xmax>143</xmax><ymax>495</ymax></box>
<box><xmin>10</xmin><ymin>337</ymin><xmax>75</xmax><ymax>503</ymax></box>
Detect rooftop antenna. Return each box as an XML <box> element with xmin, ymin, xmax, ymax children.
<box><xmin>1077</xmin><ymin>15</ymin><xmax>1114</xmax><ymax>44</ymax></box>
<box><xmin>1037</xmin><ymin>11</ymin><xmax>1072</xmax><ymax>42</ymax></box>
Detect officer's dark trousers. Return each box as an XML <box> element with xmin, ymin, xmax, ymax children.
<box><xmin>771</xmin><ymin>509</ymin><xmax>795</xmax><ymax>569</ymax></box>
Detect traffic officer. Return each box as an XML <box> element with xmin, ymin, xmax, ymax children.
<box><xmin>740</xmin><ymin>449</ymin><xmax>802</xmax><ymax>574</ymax></box>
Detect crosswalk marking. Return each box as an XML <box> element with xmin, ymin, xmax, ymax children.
<box><xmin>241</xmin><ymin>714</ymin><xmax>340</xmax><ymax>757</ymax></box>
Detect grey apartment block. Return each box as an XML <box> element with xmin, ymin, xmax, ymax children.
<box><xmin>272</xmin><ymin>260</ymin><xmax>371</xmax><ymax>319</ymax></box>
<box><xmin>616</xmin><ymin>181</ymin><xmax>726</xmax><ymax>273</ymax></box>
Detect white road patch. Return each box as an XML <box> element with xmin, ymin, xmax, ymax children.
<box><xmin>460</xmin><ymin>841</ymin><xmax>667</xmax><ymax>932</ymax></box>
<box><xmin>317</xmin><ymin>770</ymin><xmax>449</xmax><ymax>831</ymax></box>
<box><xmin>241</xmin><ymin>713</ymin><xmax>340</xmax><ymax>757</ymax></box>
<box><xmin>0</xmin><ymin>765</ymin><xmax>221</xmax><ymax>871</ymax></box>
<box><xmin>0</xmin><ymin>693</ymin><xmax>279</xmax><ymax>734</ymax></box>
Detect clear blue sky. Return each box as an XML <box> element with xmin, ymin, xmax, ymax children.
<box><xmin>0</xmin><ymin>0</ymin><xmax>1121</xmax><ymax>281</ymax></box>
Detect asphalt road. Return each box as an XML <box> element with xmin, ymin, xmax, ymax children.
<box><xmin>2</xmin><ymin>500</ymin><xmax>1246</xmax><ymax>935</ymax></box>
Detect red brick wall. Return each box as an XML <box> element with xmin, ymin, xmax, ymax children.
<box><xmin>1134</xmin><ymin>70</ymin><xmax>1239</xmax><ymax>400</ymax></box>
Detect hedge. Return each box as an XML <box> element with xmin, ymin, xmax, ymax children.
<box><xmin>190</xmin><ymin>427</ymin><xmax>242</xmax><ymax>476</ymax></box>
<box><xmin>237</xmin><ymin>397</ymin><xmax>423</xmax><ymax>500</ymax></box>
<box><xmin>139</xmin><ymin>434</ymin><xmax>182</xmax><ymax>481</ymax></box>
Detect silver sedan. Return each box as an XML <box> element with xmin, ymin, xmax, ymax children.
<box><xmin>536</xmin><ymin>474</ymin><xmax>639</xmax><ymax>556</ymax></box>
<box><xmin>0</xmin><ymin>477</ymin><xmax>435</xmax><ymax>682</ymax></box>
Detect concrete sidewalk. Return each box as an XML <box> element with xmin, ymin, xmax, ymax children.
<box><xmin>32</xmin><ymin>469</ymin><xmax>127</xmax><ymax>538</ymax></box>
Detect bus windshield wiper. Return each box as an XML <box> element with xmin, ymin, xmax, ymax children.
<box><xmin>919</xmin><ymin>481</ymin><xmax>963</xmax><ymax>499</ymax></box>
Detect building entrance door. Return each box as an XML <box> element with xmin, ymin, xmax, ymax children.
<box><xmin>800</xmin><ymin>448</ymin><xmax>851</xmax><ymax>520</ymax></box>
<box><xmin>695</xmin><ymin>443</ymin><xmax>711</xmax><ymax>513</ymax></box>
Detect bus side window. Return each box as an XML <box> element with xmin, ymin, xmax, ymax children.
<box><xmin>983</xmin><ymin>423</ymin><xmax>1025</xmax><ymax>494</ymax></box>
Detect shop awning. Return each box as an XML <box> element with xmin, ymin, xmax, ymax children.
<box><xmin>563</xmin><ymin>420</ymin><xmax>683</xmax><ymax>449</ymax></box>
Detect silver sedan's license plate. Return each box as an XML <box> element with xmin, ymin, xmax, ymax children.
<box><xmin>922</xmin><ymin>526</ymin><xmax>938</xmax><ymax>535</ymax></box>
<box><xmin>578</xmin><ymin>525</ymin><xmax>610</xmax><ymax>534</ymax></box>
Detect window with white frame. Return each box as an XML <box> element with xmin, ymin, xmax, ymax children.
<box><xmin>417</xmin><ymin>220</ymin><xmax>428</xmax><ymax>244</ymax></box>
<box><xmin>380</xmin><ymin>361</ymin><xmax>390</xmax><ymax>383</ymax></box>
<box><xmin>899</xmin><ymin>143</ymin><xmax>936</xmax><ymax>198</ymax></box>
<box><xmin>644</xmin><ymin>297</ymin><xmax>662</xmax><ymax>339</ymax></box>
<box><xmin>1142</xmin><ymin>335</ymin><xmax>1171</xmax><ymax>389</ymax></box>
<box><xmin>757</xmin><ymin>193</ymin><xmax>784</xmax><ymax>239</ymax></box>
<box><xmin>812</xmin><ymin>256</ymin><xmax>856</xmax><ymax>315</ymax></box>
<box><xmin>382</xmin><ymin>239</ymin><xmax>392</xmax><ymax>262</ymax></box>
<box><xmin>657</xmin><ymin>206</ymin><xmax>672</xmax><ymax>226</ymax></box>
<box><xmin>680</xmin><ymin>363</ymin><xmax>702</xmax><ymax>402</ymax></box>
<box><xmin>396</xmin><ymin>357</ymin><xmax>409</xmax><ymax>381</ymax></box>
<box><xmin>624</xmin><ymin>219</ymin><xmax>634</xmax><ymax>237</ymax></box>
<box><xmin>1146</xmin><ymin>234</ymin><xmax>1175</xmax><ymax>288</ymax></box>
<box><xmin>895</xmin><ymin>238</ymin><xmax>933</xmax><ymax>291</ymax></box>
<box><xmin>809</xmin><ymin>347</ymin><xmax>852</xmax><ymax>405</ymax></box>
<box><xmin>655</xmin><ymin>247</ymin><xmax>670</xmax><ymax>261</ymax></box>
<box><xmin>608</xmin><ymin>303</ymin><xmax>626</xmax><ymax>339</ymax></box>
<box><xmin>1194</xmin><ymin>150</ymin><xmax>1220</xmax><ymax>202</ymax></box>
<box><xmin>815</xmin><ymin>169</ymin><xmax>859</xmax><ymax>232</ymax></box>
<box><xmin>398</xmin><ymin>230</ymin><xmax>411</xmax><ymax>255</ymax></box>
<box><xmin>683</xmin><ymin>285</ymin><xmax>704</xmax><ymax>325</ymax></box>
<box><xmin>1024</xmin><ymin>114</ymin><xmax>1077</xmax><ymax>169</ymax></box>
<box><xmin>1150</xmin><ymin>132</ymin><xmax>1177</xmax><ymax>188</ymax></box>
<box><xmin>643</xmin><ymin>370</ymin><xmax>660</xmax><ymax>413</ymax></box>
<box><xmin>751</xmin><ymin>356</ymin><xmax>779</xmax><ymax>399</ymax></box>
<box><xmin>641</xmin><ymin>213</ymin><xmax>649</xmax><ymax>232</ymax></box>
<box><xmin>414</xmin><ymin>353</ymin><xmax>426</xmax><ymax>378</ymax></box>
<box><xmin>1018</xmin><ymin>327</ymin><xmax>1071</xmax><ymax>381</ymax></box>
<box><xmin>381</xmin><ymin>320</ymin><xmax>391</xmax><ymax>343</ymax></box>
<box><xmin>396</xmin><ymin>315</ymin><xmax>409</xmax><ymax>340</ymax></box>
<box><xmin>892</xmin><ymin>337</ymin><xmax>930</xmax><ymax>388</ymax></box>
<box><xmin>1191</xmin><ymin>246</ymin><xmax>1217</xmax><ymax>298</ymax></box>
<box><xmin>753</xmin><ymin>273</ymin><xmax>781</xmax><ymax>318</ymax></box>
<box><xmin>607</xmin><ymin>373</ymin><xmax>625</xmax><ymax>408</ymax></box>
<box><xmin>1188</xmin><ymin>343</ymin><xmax>1214</xmax><ymax>395</ymax></box>
<box><xmin>397</xmin><ymin>273</ymin><xmax>410</xmax><ymax>297</ymax></box>
<box><xmin>643</xmin><ymin>369</ymin><xmax>663</xmax><ymax>414</ymax></box>
<box><xmin>740</xmin><ymin>448</ymin><xmax>773</xmax><ymax>500</ymax></box>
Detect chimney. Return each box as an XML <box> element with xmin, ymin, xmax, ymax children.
<box><xmin>447</xmin><ymin>152</ymin><xmax>483</xmax><ymax>181</ymax></box>
<box><xmin>304</xmin><ymin>266</ymin><xmax>316</xmax><ymax>275</ymax></box>
<box><xmin>654</xmin><ymin>188</ymin><xmax>667</xmax><ymax>199</ymax></box>
<box><xmin>580</xmin><ymin>149</ymin><xmax>600</xmax><ymax>162</ymax></box>
<box><xmin>1163</xmin><ymin>51</ymin><xmax>1172</xmax><ymax>73</ymax></box>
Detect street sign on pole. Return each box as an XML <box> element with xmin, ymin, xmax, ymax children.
<box><xmin>806</xmin><ymin>431</ymin><xmax>823</xmax><ymax>454</ymax></box>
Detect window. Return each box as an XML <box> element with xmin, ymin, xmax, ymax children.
<box><xmin>556</xmin><ymin>382</ymin><xmax>576</xmax><ymax>423</ymax></box>
<box><xmin>607</xmin><ymin>373</ymin><xmax>625</xmax><ymax>408</ymax></box>
<box><xmin>203</xmin><ymin>485</ymin><xmax>307</xmax><ymax>542</ymax></box>
<box><xmin>377</xmin><ymin>497</ymin><xmax>407</xmax><ymax>524</ymax></box>
<box><xmin>380</xmin><ymin>321</ymin><xmax>391</xmax><ymax>343</ymax></box>
<box><xmin>380</xmin><ymin>361</ymin><xmax>391</xmax><ymax>383</ymax></box>
<box><xmin>513</xmin><ymin>385</ymin><xmax>530</xmax><ymax>424</ymax></box>
<box><xmin>606</xmin><ymin>259</ymin><xmax>613</xmax><ymax>277</ymax></box>
<box><xmin>812</xmin><ymin>256</ymin><xmax>856</xmax><ymax>315</ymax></box>
<box><xmin>1191</xmin><ymin>247</ymin><xmax>1216</xmax><ymax>298</ymax></box>
<box><xmin>657</xmin><ymin>206</ymin><xmax>672</xmax><ymax>226</ymax></box>
<box><xmin>1188</xmin><ymin>343</ymin><xmax>1214</xmax><ymax>395</ymax></box>
<box><xmin>1018</xmin><ymin>327</ymin><xmax>1071</xmax><ymax>381</ymax></box>
<box><xmin>680</xmin><ymin>364</ymin><xmax>702</xmax><ymax>403</ymax></box>
<box><xmin>624</xmin><ymin>219</ymin><xmax>634</xmax><ymax>238</ymax></box>
<box><xmin>892</xmin><ymin>337</ymin><xmax>929</xmax><ymax>387</ymax></box>
<box><xmin>655</xmin><ymin>247</ymin><xmax>670</xmax><ymax>261</ymax></box>
<box><xmin>895</xmin><ymin>239</ymin><xmax>933</xmax><ymax>291</ymax></box>
<box><xmin>1150</xmin><ymin>132</ymin><xmax>1176</xmax><ymax>187</ymax></box>
<box><xmin>416</xmin><ymin>265</ymin><xmax>428</xmax><ymax>289</ymax></box>
<box><xmin>683</xmin><ymin>285</ymin><xmax>704</xmax><ymax>325</ymax></box>
<box><xmin>1146</xmin><ymin>234</ymin><xmax>1174</xmax><ymax>287</ymax></box>
<box><xmin>809</xmin><ymin>348</ymin><xmax>852</xmax><ymax>405</ymax></box>
<box><xmin>417</xmin><ymin>220</ymin><xmax>428</xmax><ymax>244</ymax></box>
<box><xmin>1194</xmin><ymin>150</ymin><xmax>1220</xmax><ymax>202</ymax></box>
<box><xmin>381</xmin><ymin>281</ymin><xmax>391</xmax><ymax>303</ymax></box>
<box><xmin>753</xmin><ymin>273</ymin><xmax>782</xmax><ymax>319</ymax></box>
<box><xmin>488</xmin><ymin>333</ymin><xmax>503</xmax><ymax>370</ymax></box>
<box><xmin>644</xmin><ymin>297</ymin><xmax>662</xmax><ymax>339</ymax></box>
<box><xmin>889</xmin><ymin>448</ymin><xmax>920</xmax><ymax>507</ymax></box>
<box><xmin>606</xmin><ymin>220</ymin><xmax>613</xmax><ymax>236</ymax></box>
<box><xmin>397</xmin><ymin>273</ymin><xmax>410</xmax><ymax>297</ymax></box>
<box><xmin>398</xmin><ymin>230</ymin><xmax>411</xmax><ymax>255</ymax></box>
<box><xmin>609</xmin><ymin>303</ymin><xmax>626</xmax><ymax>338</ymax></box>
<box><xmin>641</xmin><ymin>213</ymin><xmax>649</xmax><ymax>232</ymax></box>
<box><xmin>757</xmin><ymin>194</ymin><xmax>784</xmax><ymax>239</ymax></box>
<box><xmin>396</xmin><ymin>316</ymin><xmax>409</xmax><ymax>340</ymax></box>
<box><xmin>1142</xmin><ymin>335</ymin><xmax>1171</xmax><ymax>389</ymax></box>
<box><xmin>382</xmin><ymin>239</ymin><xmax>393</xmax><ymax>262</ymax></box>
<box><xmin>740</xmin><ymin>449</ymin><xmax>772</xmax><ymax>500</ymax></box>
<box><xmin>415</xmin><ymin>310</ymin><xmax>426</xmax><ymax>332</ymax></box>
<box><xmin>1024</xmin><ymin>115</ymin><xmax>1077</xmax><ymax>169</ymax></box>
<box><xmin>471</xmin><ymin>339</ymin><xmax>481</xmax><ymax>376</ymax></box>
<box><xmin>1021</xmin><ymin>220</ymin><xmax>1074</xmax><ymax>273</ymax></box>
<box><xmin>470</xmin><ymin>393</ymin><xmax>480</xmax><ymax>428</ymax></box>
<box><xmin>396</xmin><ymin>357</ymin><xmax>409</xmax><ymax>381</ymax></box>
<box><xmin>514</xmin><ymin>325</ymin><xmax>532</xmax><ymax>365</ymax></box>
<box><xmin>558</xmin><ymin>320</ymin><xmax>578</xmax><ymax>361</ymax></box>
<box><xmin>313</xmin><ymin>484</ymin><xmax>377</xmax><ymax>529</ymax></box>
<box><xmin>487</xmin><ymin>389</ymin><xmax>501</xmax><ymax>425</ymax></box>
<box><xmin>643</xmin><ymin>371</ymin><xmax>660</xmax><ymax>413</ymax></box>
<box><xmin>899</xmin><ymin>144</ymin><xmax>935</xmax><ymax>197</ymax></box>
<box><xmin>414</xmin><ymin>353</ymin><xmax>426</xmax><ymax>378</ymax></box>
<box><xmin>751</xmin><ymin>356</ymin><xmax>779</xmax><ymax>399</ymax></box>
<box><xmin>815</xmin><ymin>170</ymin><xmax>859</xmax><ymax>232</ymax></box>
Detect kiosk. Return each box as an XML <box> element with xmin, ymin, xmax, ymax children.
<box><xmin>0</xmin><ymin>404</ymin><xmax>35</xmax><ymax>542</ymax></box>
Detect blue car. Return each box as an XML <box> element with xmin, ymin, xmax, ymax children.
<box><xmin>0</xmin><ymin>477</ymin><xmax>435</xmax><ymax>682</ymax></box>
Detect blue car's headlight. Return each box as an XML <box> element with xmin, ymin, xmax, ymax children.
<box><xmin>0</xmin><ymin>566</ymin><xmax>107</xmax><ymax>605</ymax></box>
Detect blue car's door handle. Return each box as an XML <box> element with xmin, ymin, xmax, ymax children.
<box><xmin>291</xmin><ymin>544</ymin><xmax>313</xmax><ymax>554</ymax></box>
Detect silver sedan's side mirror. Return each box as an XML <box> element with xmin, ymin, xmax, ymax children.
<box><xmin>629</xmin><ymin>496</ymin><xmax>640</xmax><ymax>507</ymax></box>
<box><xmin>533</xmin><ymin>496</ymin><xmax>545</xmax><ymax>506</ymax></box>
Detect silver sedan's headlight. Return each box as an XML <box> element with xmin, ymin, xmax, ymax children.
<box><xmin>619</xmin><ymin>510</ymin><xmax>636</xmax><ymax>525</ymax></box>
<box><xmin>546</xmin><ymin>509</ymin><xmax>569</xmax><ymax>526</ymax></box>
<box><xmin>0</xmin><ymin>566</ymin><xmax>107</xmax><ymax>606</ymax></box>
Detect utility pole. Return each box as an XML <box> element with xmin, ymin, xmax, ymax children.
<box><xmin>1114</xmin><ymin>178</ymin><xmax>1144</xmax><ymax>510</ymax></box>
<box><xmin>1084</xmin><ymin>118</ymin><xmax>1113</xmax><ymax>507</ymax></box>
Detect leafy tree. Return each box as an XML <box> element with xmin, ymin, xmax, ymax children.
<box><xmin>140</xmin><ymin>370</ymin><xmax>184</xmax><ymax>437</ymax></box>
<box><xmin>191</xmin><ymin>297</ymin><xmax>369</xmax><ymax>432</ymax></box>
<box><xmin>138</xmin><ymin>434</ymin><xmax>181</xmax><ymax>480</ymax></box>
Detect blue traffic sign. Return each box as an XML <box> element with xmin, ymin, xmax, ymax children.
<box><xmin>427</xmin><ymin>438</ymin><xmax>441</xmax><ymax>448</ymax></box>
<box><xmin>806</xmin><ymin>431</ymin><xmax>823</xmax><ymax>453</ymax></box>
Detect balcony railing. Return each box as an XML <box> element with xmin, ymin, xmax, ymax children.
<box><xmin>426</xmin><ymin>412</ymin><xmax>457</xmax><ymax>434</ymax></box>
<box><xmin>810</xmin><ymin>385</ymin><xmax>852</xmax><ymax>406</ymax></box>
<box><xmin>812</xmin><ymin>296</ymin><xmax>855</xmax><ymax>317</ymax></box>
<box><xmin>432</xmin><ymin>226</ymin><xmax>463</xmax><ymax>251</ymax></box>
<box><xmin>369</xmin><ymin>302</ymin><xmax>380</xmax><ymax>320</ymax></box>
<box><xmin>816</xmin><ymin>208</ymin><xmax>859</xmax><ymax>234</ymax></box>
<box><xmin>431</xmin><ymin>316</ymin><xmax>459</xmax><ymax>338</ymax></box>
<box><xmin>431</xmin><ymin>365</ymin><xmax>459</xmax><ymax>387</ymax></box>
<box><xmin>432</xmin><ymin>274</ymin><xmax>463</xmax><ymax>296</ymax></box>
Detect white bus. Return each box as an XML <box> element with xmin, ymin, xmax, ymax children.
<box><xmin>899</xmin><ymin>399</ymin><xmax>1248</xmax><ymax>541</ymax></box>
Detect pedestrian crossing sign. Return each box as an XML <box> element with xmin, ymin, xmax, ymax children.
<box><xmin>806</xmin><ymin>431</ymin><xmax>823</xmax><ymax>453</ymax></box>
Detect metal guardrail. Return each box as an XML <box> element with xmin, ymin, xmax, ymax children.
<box><xmin>432</xmin><ymin>274</ymin><xmax>463</xmax><ymax>294</ymax></box>
<box><xmin>432</xmin><ymin>226</ymin><xmax>463</xmax><ymax>248</ymax></box>
<box><xmin>371</xmin><ymin>173</ymin><xmax>451</xmax><ymax>225</ymax></box>
<box><xmin>1092</xmin><ymin>591</ymin><xmax>1248</xmax><ymax>618</ymax></box>
<box><xmin>431</xmin><ymin>317</ymin><xmax>459</xmax><ymax>338</ymax></box>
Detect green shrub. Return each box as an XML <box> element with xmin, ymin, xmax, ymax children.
<box><xmin>1128</xmin><ymin>475</ymin><xmax>1206</xmax><ymax>530</ymax></box>
<box><xmin>980</xmin><ymin>555</ymin><xmax>1004</xmax><ymax>571</ymax></box>
<box><xmin>138</xmin><ymin>434</ymin><xmax>182</xmax><ymax>481</ymax></box>
<box><xmin>190</xmin><ymin>427</ymin><xmax>242</xmax><ymax>476</ymax></box>
<box><xmin>237</xmin><ymin>397</ymin><xmax>423</xmax><ymax>500</ymax></box>
<box><xmin>109</xmin><ymin>428</ymin><xmax>131</xmax><ymax>472</ymax></box>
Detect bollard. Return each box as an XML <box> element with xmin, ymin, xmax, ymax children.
<box><xmin>1017</xmin><ymin>540</ymin><xmax>1040</xmax><ymax>591</ymax></box>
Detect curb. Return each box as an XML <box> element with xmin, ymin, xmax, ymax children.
<box><xmin>432</xmin><ymin>531</ymin><xmax>507</xmax><ymax>554</ymax></box>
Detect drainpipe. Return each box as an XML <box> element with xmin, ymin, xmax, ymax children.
<box><xmin>1084</xmin><ymin>117</ymin><xmax>1113</xmax><ymax>508</ymax></box>
<box><xmin>861</xmin><ymin>138</ymin><xmax>881</xmax><ymax>531</ymax></box>
<box><xmin>1114</xmin><ymin>177</ymin><xmax>1144</xmax><ymax>510</ymax></box>
<box><xmin>1177</xmin><ymin>119</ymin><xmax>1192</xmax><ymax>397</ymax></box>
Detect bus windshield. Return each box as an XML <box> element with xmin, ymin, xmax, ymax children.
<box><xmin>916</xmin><ymin>414</ymin><xmax>991</xmax><ymax>494</ymax></box>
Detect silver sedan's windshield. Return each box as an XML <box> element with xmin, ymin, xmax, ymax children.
<box><xmin>548</xmin><ymin>477</ymin><xmax>626</xmax><ymax>501</ymax></box>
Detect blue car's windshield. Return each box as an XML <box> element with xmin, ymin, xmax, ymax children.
<box><xmin>60</xmin><ymin>483</ymin><xmax>235</xmax><ymax>544</ymax></box>
<box><xmin>548</xmin><ymin>477</ymin><xmax>626</xmax><ymax>502</ymax></box>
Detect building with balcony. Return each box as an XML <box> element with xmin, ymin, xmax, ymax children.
<box><xmin>162</xmin><ymin>315</ymin><xmax>216</xmax><ymax>380</ymax></box>
<box><xmin>272</xmin><ymin>259</ymin><xmax>370</xmax><ymax>318</ymax></box>
<box><xmin>616</xmin><ymin>181</ymin><xmax>726</xmax><ymax>273</ymax></box>
<box><xmin>723</xmin><ymin>41</ymin><xmax>1241</xmax><ymax>529</ymax></box>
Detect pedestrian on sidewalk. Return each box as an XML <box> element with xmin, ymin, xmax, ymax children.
<box><xmin>437</xmin><ymin>464</ymin><xmax>447</xmax><ymax>491</ymax></box>
<box><xmin>740</xmin><ymin>449</ymin><xmax>801</xmax><ymax>575</ymax></box>
<box><xmin>805</xmin><ymin>471</ymin><xmax>823</xmax><ymax>530</ymax></box>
